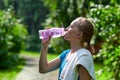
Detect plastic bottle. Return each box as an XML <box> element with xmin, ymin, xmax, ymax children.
<box><xmin>38</xmin><ymin>28</ymin><xmax>65</xmax><ymax>39</ymax></box>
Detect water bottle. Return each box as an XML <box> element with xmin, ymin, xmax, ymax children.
<box><xmin>38</xmin><ymin>28</ymin><xmax>65</xmax><ymax>39</ymax></box>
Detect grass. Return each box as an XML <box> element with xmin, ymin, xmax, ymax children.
<box><xmin>0</xmin><ymin>66</ymin><xmax>23</xmax><ymax>80</ymax></box>
<box><xmin>0</xmin><ymin>58</ymin><xmax>25</xmax><ymax>80</ymax></box>
<box><xmin>21</xmin><ymin>51</ymin><xmax>40</xmax><ymax>57</ymax></box>
<box><xmin>21</xmin><ymin>51</ymin><xmax>59</xmax><ymax>61</ymax></box>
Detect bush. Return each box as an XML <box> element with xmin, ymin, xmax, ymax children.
<box><xmin>0</xmin><ymin>8</ymin><xmax>27</xmax><ymax>69</ymax></box>
<box><xmin>50</xmin><ymin>38</ymin><xmax>70</xmax><ymax>54</ymax></box>
<box><xmin>89</xmin><ymin>4</ymin><xmax>120</xmax><ymax>79</ymax></box>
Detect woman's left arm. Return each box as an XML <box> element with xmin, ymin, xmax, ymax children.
<box><xmin>77</xmin><ymin>65</ymin><xmax>91</xmax><ymax>80</ymax></box>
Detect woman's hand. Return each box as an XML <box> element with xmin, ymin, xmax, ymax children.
<box><xmin>41</xmin><ymin>28</ymin><xmax>52</xmax><ymax>47</ymax></box>
<box><xmin>41</xmin><ymin>36</ymin><xmax>51</xmax><ymax>50</ymax></box>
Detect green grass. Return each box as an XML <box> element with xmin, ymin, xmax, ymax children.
<box><xmin>0</xmin><ymin>58</ymin><xmax>25</xmax><ymax>80</ymax></box>
<box><xmin>0</xmin><ymin>66</ymin><xmax>23</xmax><ymax>80</ymax></box>
<box><xmin>21</xmin><ymin>51</ymin><xmax>40</xmax><ymax>57</ymax></box>
<box><xmin>21</xmin><ymin>51</ymin><xmax>59</xmax><ymax>61</ymax></box>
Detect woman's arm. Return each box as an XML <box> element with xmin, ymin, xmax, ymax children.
<box><xmin>77</xmin><ymin>65</ymin><xmax>91</xmax><ymax>80</ymax></box>
<box><xmin>39</xmin><ymin>38</ymin><xmax>61</xmax><ymax>73</ymax></box>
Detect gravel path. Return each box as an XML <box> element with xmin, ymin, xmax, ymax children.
<box><xmin>16</xmin><ymin>55</ymin><xmax>58</xmax><ymax>80</ymax></box>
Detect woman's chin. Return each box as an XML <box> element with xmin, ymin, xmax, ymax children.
<box><xmin>64</xmin><ymin>36</ymin><xmax>69</xmax><ymax>41</ymax></box>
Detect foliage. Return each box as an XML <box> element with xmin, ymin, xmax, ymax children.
<box><xmin>42</xmin><ymin>0</ymin><xmax>90</xmax><ymax>27</ymax></box>
<box><xmin>16</xmin><ymin>0</ymin><xmax>48</xmax><ymax>51</ymax></box>
<box><xmin>50</xmin><ymin>38</ymin><xmax>70</xmax><ymax>54</ymax></box>
<box><xmin>0</xmin><ymin>0</ymin><xmax>49</xmax><ymax>51</ymax></box>
<box><xmin>15</xmin><ymin>0</ymin><xmax>48</xmax><ymax>33</ymax></box>
<box><xmin>0</xmin><ymin>8</ymin><xmax>27</xmax><ymax>69</ymax></box>
<box><xmin>0</xmin><ymin>57</ymin><xmax>25</xmax><ymax>80</ymax></box>
<box><xmin>89</xmin><ymin>4</ymin><xmax>120</xmax><ymax>79</ymax></box>
<box><xmin>42</xmin><ymin>0</ymin><xmax>118</xmax><ymax>28</ymax></box>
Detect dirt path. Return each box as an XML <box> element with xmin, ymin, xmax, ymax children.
<box><xmin>16</xmin><ymin>55</ymin><xmax>58</xmax><ymax>80</ymax></box>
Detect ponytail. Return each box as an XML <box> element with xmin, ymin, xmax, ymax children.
<box><xmin>83</xmin><ymin>42</ymin><xmax>95</xmax><ymax>55</ymax></box>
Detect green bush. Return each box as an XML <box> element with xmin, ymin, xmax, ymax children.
<box><xmin>50</xmin><ymin>38</ymin><xmax>69</xmax><ymax>54</ymax></box>
<box><xmin>0</xmin><ymin>8</ymin><xmax>27</xmax><ymax>69</ymax></box>
<box><xmin>89</xmin><ymin>4</ymin><xmax>120</xmax><ymax>79</ymax></box>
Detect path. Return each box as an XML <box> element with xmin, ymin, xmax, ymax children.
<box><xmin>16</xmin><ymin>55</ymin><xmax>58</xmax><ymax>80</ymax></box>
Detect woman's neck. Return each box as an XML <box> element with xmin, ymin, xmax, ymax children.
<box><xmin>70</xmin><ymin>41</ymin><xmax>83</xmax><ymax>53</ymax></box>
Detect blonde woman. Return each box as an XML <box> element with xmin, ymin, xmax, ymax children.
<box><xmin>39</xmin><ymin>17</ymin><xmax>96</xmax><ymax>80</ymax></box>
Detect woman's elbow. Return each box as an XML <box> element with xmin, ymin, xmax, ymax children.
<box><xmin>39</xmin><ymin>69</ymin><xmax>46</xmax><ymax>73</ymax></box>
<box><xmin>39</xmin><ymin>67</ymin><xmax>47</xmax><ymax>74</ymax></box>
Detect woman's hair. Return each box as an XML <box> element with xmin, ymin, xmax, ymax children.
<box><xmin>76</xmin><ymin>17</ymin><xmax>95</xmax><ymax>54</ymax></box>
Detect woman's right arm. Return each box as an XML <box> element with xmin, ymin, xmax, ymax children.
<box><xmin>39</xmin><ymin>38</ymin><xmax>61</xmax><ymax>73</ymax></box>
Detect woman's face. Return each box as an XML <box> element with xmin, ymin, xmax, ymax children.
<box><xmin>64</xmin><ymin>19</ymin><xmax>81</xmax><ymax>41</ymax></box>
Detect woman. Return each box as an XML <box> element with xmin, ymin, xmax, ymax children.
<box><xmin>39</xmin><ymin>17</ymin><xmax>96</xmax><ymax>80</ymax></box>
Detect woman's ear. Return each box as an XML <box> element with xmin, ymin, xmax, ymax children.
<box><xmin>77</xmin><ymin>31</ymin><xmax>83</xmax><ymax>37</ymax></box>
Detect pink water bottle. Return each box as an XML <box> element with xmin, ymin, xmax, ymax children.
<box><xmin>38</xmin><ymin>28</ymin><xmax>65</xmax><ymax>39</ymax></box>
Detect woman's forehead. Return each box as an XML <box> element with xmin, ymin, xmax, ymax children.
<box><xmin>71</xmin><ymin>19</ymin><xmax>80</xmax><ymax>26</ymax></box>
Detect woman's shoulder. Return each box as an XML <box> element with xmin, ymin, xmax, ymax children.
<box><xmin>77</xmin><ymin>48</ymin><xmax>92</xmax><ymax>57</ymax></box>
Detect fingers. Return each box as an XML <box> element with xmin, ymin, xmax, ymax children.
<box><xmin>42</xmin><ymin>35</ymin><xmax>52</xmax><ymax>43</ymax></box>
<box><xmin>42</xmin><ymin>38</ymin><xmax>50</xmax><ymax>43</ymax></box>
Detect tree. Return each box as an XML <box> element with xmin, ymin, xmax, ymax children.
<box><xmin>0</xmin><ymin>8</ymin><xmax>27</xmax><ymax>69</ymax></box>
<box><xmin>89</xmin><ymin>3</ymin><xmax>120</xmax><ymax>79</ymax></box>
<box><xmin>0</xmin><ymin>0</ymin><xmax>49</xmax><ymax>51</ymax></box>
<box><xmin>15</xmin><ymin>0</ymin><xmax>49</xmax><ymax>51</ymax></box>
